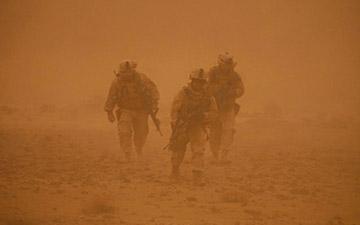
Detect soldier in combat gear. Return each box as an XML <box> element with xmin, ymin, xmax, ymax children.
<box><xmin>166</xmin><ymin>68</ymin><xmax>217</xmax><ymax>185</ymax></box>
<box><xmin>208</xmin><ymin>53</ymin><xmax>244</xmax><ymax>164</ymax></box>
<box><xmin>105</xmin><ymin>61</ymin><xmax>160</xmax><ymax>162</ymax></box>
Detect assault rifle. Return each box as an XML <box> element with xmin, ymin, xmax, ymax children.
<box><xmin>149</xmin><ymin>108</ymin><xmax>163</xmax><ymax>136</ymax></box>
<box><xmin>140</xmin><ymin>81</ymin><xmax>163</xmax><ymax>136</ymax></box>
<box><xmin>163</xmin><ymin>102</ymin><xmax>209</xmax><ymax>151</ymax></box>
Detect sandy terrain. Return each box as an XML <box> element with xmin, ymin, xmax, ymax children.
<box><xmin>0</xmin><ymin>111</ymin><xmax>359</xmax><ymax>225</ymax></box>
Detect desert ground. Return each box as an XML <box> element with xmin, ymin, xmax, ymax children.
<box><xmin>0</xmin><ymin>106</ymin><xmax>359</xmax><ymax>225</ymax></box>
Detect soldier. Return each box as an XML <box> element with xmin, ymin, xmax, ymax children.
<box><xmin>208</xmin><ymin>53</ymin><xmax>244</xmax><ymax>164</ymax></box>
<box><xmin>166</xmin><ymin>68</ymin><xmax>217</xmax><ymax>185</ymax></box>
<box><xmin>104</xmin><ymin>61</ymin><xmax>160</xmax><ymax>162</ymax></box>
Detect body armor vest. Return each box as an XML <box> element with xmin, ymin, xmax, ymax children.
<box><xmin>210</xmin><ymin>70</ymin><xmax>238</xmax><ymax>111</ymax></box>
<box><xmin>116</xmin><ymin>75</ymin><xmax>147</xmax><ymax>111</ymax></box>
<box><xmin>180</xmin><ymin>86</ymin><xmax>211</xmax><ymax>123</ymax></box>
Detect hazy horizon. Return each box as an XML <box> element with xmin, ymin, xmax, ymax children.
<box><xmin>1</xmin><ymin>0</ymin><xmax>359</xmax><ymax>116</ymax></box>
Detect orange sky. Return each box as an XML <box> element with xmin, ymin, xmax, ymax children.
<box><xmin>1</xmin><ymin>0</ymin><xmax>359</xmax><ymax>115</ymax></box>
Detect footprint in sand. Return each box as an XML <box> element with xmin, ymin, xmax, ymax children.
<box><xmin>82</xmin><ymin>197</ymin><xmax>115</xmax><ymax>216</ymax></box>
<box><xmin>221</xmin><ymin>191</ymin><xmax>249</xmax><ymax>206</ymax></box>
<box><xmin>326</xmin><ymin>216</ymin><xmax>345</xmax><ymax>225</ymax></box>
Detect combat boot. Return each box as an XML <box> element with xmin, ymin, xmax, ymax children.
<box><xmin>124</xmin><ymin>152</ymin><xmax>132</xmax><ymax>163</ymax></box>
<box><xmin>135</xmin><ymin>147</ymin><xmax>144</xmax><ymax>163</ymax></box>
<box><xmin>135</xmin><ymin>147</ymin><xmax>143</xmax><ymax>157</ymax></box>
<box><xmin>192</xmin><ymin>170</ymin><xmax>205</xmax><ymax>186</ymax></box>
<box><xmin>170</xmin><ymin>166</ymin><xmax>180</xmax><ymax>181</ymax></box>
<box><xmin>210</xmin><ymin>154</ymin><xmax>220</xmax><ymax>165</ymax></box>
<box><xmin>219</xmin><ymin>152</ymin><xmax>231</xmax><ymax>165</ymax></box>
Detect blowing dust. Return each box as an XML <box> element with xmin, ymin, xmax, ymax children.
<box><xmin>0</xmin><ymin>1</ymin><xmax>359</xmax><ymax>225</ymax></box>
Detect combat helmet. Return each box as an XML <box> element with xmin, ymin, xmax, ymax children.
<box><xmin>217</xmin><ymin>52</ymin><xmax>236</xmax><ymax>66</ymax></box>
<box><xmin>115</xmin><ymin>60</ymin><xmax>137</xmax><ymax>75</ymax></box>
<box><xmin>189</xmin><ymin>68</ymin><xmax>207</xmax><ymax>81</ymax></box>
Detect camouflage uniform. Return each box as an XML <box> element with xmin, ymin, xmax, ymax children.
<box><xmin>208</xmin><ymin>53</ymin><xmax>244</xmax><ymax>162</ymax></box>
<box><xmin>105</xmin><ymin>61</ymin><xmax>159</xmax><ymax>161</ymax></box>
<box><xmin>169</xmin><ymin>69</ymin><xmax>217</xmax><ymax>183</ymax></box>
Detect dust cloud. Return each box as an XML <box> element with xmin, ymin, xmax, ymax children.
<box><xmin>0</xmin><ymin>0</ymin><xmax>359</xmax><ymax>225</ymax></box>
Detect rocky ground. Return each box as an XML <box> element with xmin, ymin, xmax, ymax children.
<box><xmin>0</xmin><ymin>112</ymin><xmax>359</xmax><ymax>225</ymax></box>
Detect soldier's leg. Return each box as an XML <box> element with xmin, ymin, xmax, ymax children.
<box><xmin>219</xmin><ymin>110</ymin><xmax>236</xmax><ymax>162</ymax></box>
<box><xmin>117</xmin><ymin>110</ymin><xmax>134</xmax><ymax>162</ymax></box>
<box><xmin>209</xmin><ymin>120</ymin><xmax>222</xmax><ymax>161</ymax></box>
<box><xmin>132</xmin><ymin>112</ymin><xmax>149</xmax><ymax>157</ymax></box>
<box><xmin>189</xmin><ymin>126</ymin><xmax>207</xmax><ymax>185</ymax></box>
<box><xmin>170</xmin><ymin>142</ymin><xmax>187</xmax><ymax>178</ymax></box>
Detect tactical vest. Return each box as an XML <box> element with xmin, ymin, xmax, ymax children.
<box><xmin>180</xmin><ymin>86</ymin><xmax>212</xmax><ymax>123</ymax></box>
<box><xmin>210</xmin><ymin>70</ymin><xmax>239</xmax><ymax>111</ymax></box>
<box><xmin>116</xmin><ymin>75</ymin><xmax>147</xmax><ymax>111</ymax></box>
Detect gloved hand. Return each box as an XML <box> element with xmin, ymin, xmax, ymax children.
<box><xmin>107</xmin><ymin>112</ymin><xmax>115</xmax><ymax>123</ymax></box>
<box><xmin>152</xmin><ymin>106</ymin><xmax>159</xmax><ymax>114</ymax></box>
<box><xmin>202</xmin><ymin>112</ymin><xmax>213</xmax><ymax>124</ymax></box>
<box><xmin>171</xmin><ymin>120</ymin><xmax>176</xmax><ymax>131</ymax></box>
<box><xmin>228</xmin><ymin>88</ymin><xmax>240</xmax><ymax>98</ymax></box>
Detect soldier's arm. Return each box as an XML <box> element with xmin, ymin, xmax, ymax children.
<box><xmin>141</xmin><ymin>74</ymin><xmax>160</xmax><ymax>110</ymax></box>
<box><xmin>232</xmin><ymin>72</ymin><xmax>245</xmax><ymax>98</ymax></box>
<box><xmin>170</xmin><ymin>89</ymin><xmax>185</xmax><ymax>123</ymax></box>
<box><xmin>205</xmin><ymin>97</ymin><xmax>218</xmax><ymax>122</ymax></box>
<box><xmin>104</xmin><ymin>79</ymin><xmax>119</xmax><ymax>113</ymax></box>
<box><xmin>207</xmin><ymin>67</ymin><xmax>219</xmax><ymax>95</ymax></box>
